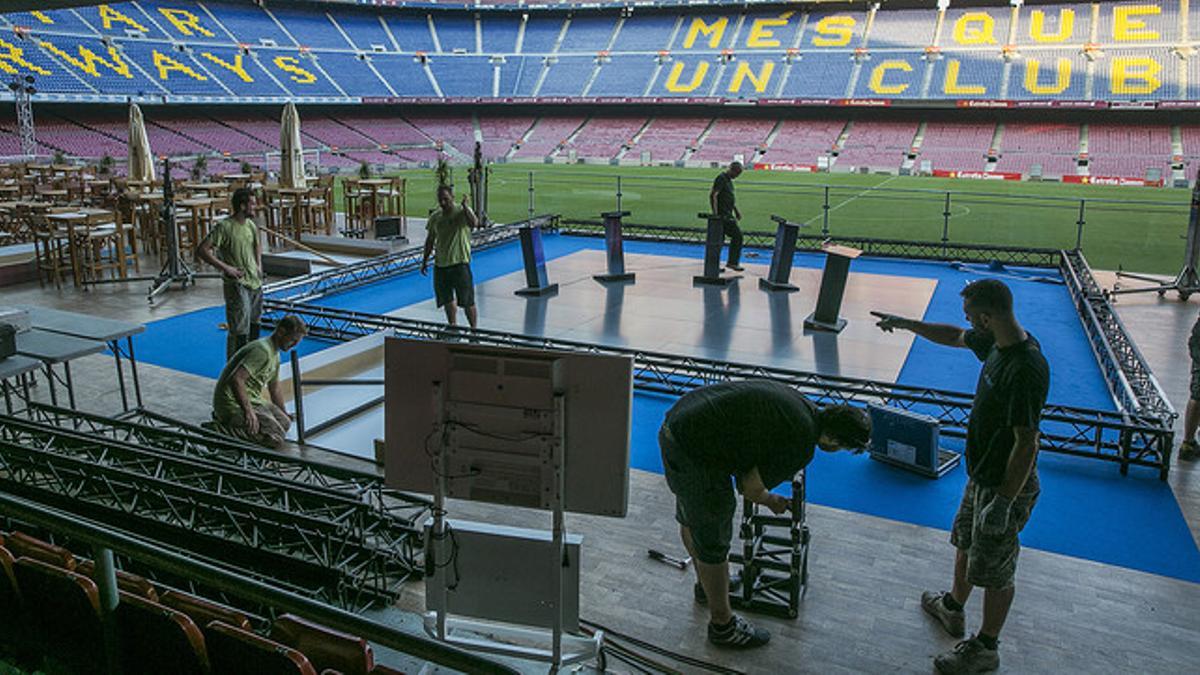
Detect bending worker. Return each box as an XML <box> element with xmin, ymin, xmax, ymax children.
<box><xmin>210</xmin><ymin>315</ymin><xmax>307</xmax><ymax>449</ymax></box>
<box><xmin>659</xmin><ymin>379</ymin><xmax>871</xmax><ymax>648</ymax></box>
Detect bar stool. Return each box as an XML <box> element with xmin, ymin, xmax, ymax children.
<box><xmin>28</xmin><ymin>210</ymin><xmax>71</xmax><ymax>289</ymax></box>
<box><xmin>340</xmin><ymin>177</ymin><xmax>366</xmax><ymax>236</ymax></box>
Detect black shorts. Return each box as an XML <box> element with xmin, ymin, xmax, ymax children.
<box><xmin>433</xmin><ymin>263</ymin><xmax>475</xmax><ymax>308</ymax></box>
<box><xmin>659</xmin><ymin>425</ymin><xmax>736</xmax><ymax>565</ymax></box>
<box><xmin>1189</xmin><ymin>320</ymin><xmax>1200</xmax><ymax>400</ymax></box>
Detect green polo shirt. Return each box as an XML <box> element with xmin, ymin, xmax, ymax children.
<box><xmin>426</xmin><ymin>205</ymin><xmax>472</xmax><ymax>268</ymax></box>
<box><xmin>206</xmin><ymin>216</ymin><xmax>261</xmax><ymax>289</ymax></box>
<box><xmin>212</xmin><ymin>337</ymin><xmax>279</xmax><ymax>420</ymax></box>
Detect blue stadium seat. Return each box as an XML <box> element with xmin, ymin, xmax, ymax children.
<box><xmin>371</xmin><ymin>53</ymin><xmax>437</xmax><ymax>96</ymax></box>
<box><xmin>482</xmin><ymin>16</ymin><xmax>521</xmax><ymax>54</ymax></box>
<box><xmin>139</xmin><ymin>1</ymin><xmax>234</xmax><ymax>44</ymax></box>
<box><xmin>4</xmin><ymin>9</ymin><xmax>95</xmax><ymax>36</ymax></box>
<box><xmin>387</xmin><ymin>14</ymin><xmax>436</xmax><ymax>53</ymax></box>
<box><xmin>538</xmin><ymin>56</ymin><xmax>594</xmax><ymax>96</ymax></box>
<box><xmin>5</xmin><ymin>36</ymin><xmax>99</xmax><ymax>95</ymax></box>
<box><xmin>1099</xmin><ymin>48</ymin><xmax>1180</xmax><ymax>101</ymax></box>
<box><xmin>255</xmin><ymin>48</ymin><xmax>343</xmax><ymax>96</ymax></box>
<box><xmin>713</xmin><ymin>55</ymin><xmax>783</xmax><ymax>99</ymax></box>
<box><xmin>200</xmin><ymin>47</ymin><xmax>288</xmax><ymax>96</ymax></box>
<box><xmin>559</xmin><ymin>16</ymin><xmax>617</xmax><ymax>53</ymax></box>
<box><xmin>430</xmin><ymin>56</ymin><xmax>493</xmax><ymax>97</ymax></box>
<box><xmin>497</xmin><ymin>56</ymin><xmax>542</xmax><ymax>97</ymax></box>
<box><xmin>205</xmin><ymin>0</ymin><xmax>293</xmax><ymax>47</ymax></box>
<box><xmin>118</xmin><ymin>41</ymin><xmax>229</xmax><ymax>95</ymax></box>
<box><xmin>335</xmin><ymin>9</ymin><xmax>395</xmax><ymax>52</ymax></box>
<box><xmin>613</xmin><ymin>15</ymin><xmax>674</xmax><ymax>51</ymax></box>
<box><xmin>927</xmin><ymin>52</ymin><xmax>1007</xmax><ymax>100</ymax></box>
<box><xmin>800</xmin><ymin>10</ymin><xmax>868</xmax><ymax>49</ymax></box>
<box><xmin>269</xmin><ymin>5</ymin><xmax>351</xmax><ymax>50</ymax></box>
<box><xmin>1006</xmin><ymin>49</ymin><xmax>1088</xmax><ymax>100</ymax></box>
<box><xmin>74</xmin><ymin>3</ymin><xmax>170</xmax><ymax>39</ymax></box>
<box><xmin>778</xmin><ymin>52</ymin><xmax>856</xmax><ymax>98</ymax></box>
<box><xmin>36</xmin><ymin>37</ymin><xmax>157</xmax><ymax>96</ymax></box>
<box><xmin>433</xmin><ymin>14</ymin><xmax>476</xmax><ymax>53</ymax></box>
<box><xmin>314</xmin><ymin>52</ymin><xmax>389</xmax><ymax>96</ymax></box>
<box><xmin>589</xmin><ymin>55</ymin><xmax>657</xmax><ymax>96</ymax></box>
<box><xmin>522</xmin><ymin>16</ymin><xmax>565</xmax><ymax>54</ymax></box>
<box><xmin>651</xmin><ymin>56</ymin><xmax>722</xmax><ymax>97</ymax></box>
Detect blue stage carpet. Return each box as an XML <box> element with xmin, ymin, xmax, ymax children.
<box><xmin>132</xmin><ymin>235</ymin><xmax>1199</xmax><ymax>583</ymax></box>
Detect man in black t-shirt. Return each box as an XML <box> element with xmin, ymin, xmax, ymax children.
<box><xmin>659</xmin><ymin>379</ymin><xmax>871</xmax><ymax>649</ymax></box>
<box><xmin>709</xmin><ymin>161</ymin><xmax>744</xmax><ymax>271</ymax></box>
<box><xmin>873</xmin><ymin>278</ymin><xmax>1049</xmax><ymax>675</ymax></box>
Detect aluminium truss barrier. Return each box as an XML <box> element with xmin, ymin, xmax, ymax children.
<box><xmin>259</xmin><ymin>302</ymin><xmax>1173</xmax><ymax>479</ymax></box>
<box><xmin>0</xmin><ymin>491</ymin><xmax>520</xmax><ymax>675</ymax></box>
<box><xmin>728</xmin><ymin>471</ymin><xmax>808</xmax><ymax>619</ymax></box>
<box><xmin>1060</xmin><ymin>250</ymin><xmax>1175</xmax><ymax>419</ymax></box>
<box><xmin>558</xmin><ymin>220</ymin><xmax>1064</xmax><ymax>268</ymax></box>
<box><xmin>0</xmin><ymin>414</ymin><xmax>418</xmax><ymax>609</ymax></box>
<box><xmin>26</xmin><ymin>402</ymin><xmax>431</xmax><ymax>524</ymax></box>
<box><xmin>264</xmin><ymin>216</ymin><xmax>558</xmax><ymax>303</ymax></box>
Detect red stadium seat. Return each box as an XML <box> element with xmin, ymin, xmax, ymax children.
<box><xmin>115</xmin><ymin>591</ymin><xmax>210</xmax><ymax>675</ymax></box>
<box><xmin>12</xmin><ymin>557</ymin><xmax>104</xmax><ymax>673</ymax></box>
<box><xmin>3</xmin><ymin>531</ymin><xmax>76</xmax><ymax>570</ymax></box>
<box><xmin>0</xmin><ymin>545</ymin><xmax>25</xmax><ymax>648</ymax></box>
<box><xmin>270</xmin><ymin>614</ymin><xmax>375</xmax><ymax>675</ymax></box>
<box><xmin>206</xmin><ymin>620</ymin><xmax>319</xmax><ymax>675</ymax></box>
<box><xmin>76</xmin><ymin>559</ymin><xmax>160</xmax><ymax>601</ymax></box>
<box><xmin>160</xmin><ymin>589</ymin><xmax>254</xmax><ymax>642</ymax></box>
<box><xmin>369</xmin><ymin>665</ymin><xmax>405</xmax><ymax>674</ymax></box>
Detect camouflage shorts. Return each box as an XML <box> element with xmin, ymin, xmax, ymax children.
<box><xmin>949</xmin><ymin>471</ymin><xmax>1040</xmax><ymax>590</ymax></box>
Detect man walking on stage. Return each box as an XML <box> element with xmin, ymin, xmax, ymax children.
<box><xmin>710</xmin><ymin>161</ymin><xmax>744</xmax><ymax>271</ymax></box>
<box><xmin>198</xmin><ymin>187</ymin><xmax>263</xmax><ymax>360</ymax></box>
<box><xmin>873</xmin><ymin>278</ymin><xmax>1050</xmax><ymax>674</ymax></box>
<box><xmin>659</xmin><ymin>379</ymin><xmax>871</xmax><ymax>648</ymax></box>
<box><xmin>421</xmin><ymin>185</ymin><xmax>482</xmax><ymax>329</ymax></box>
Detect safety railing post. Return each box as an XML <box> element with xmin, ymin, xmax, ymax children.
<box><xmin>528</xmin><ymin>171</ymin><xmax>535</xmax><ymax>219</ymax></box>
<box><xmin>822</xmin><ymin>185</ymin><xmax>830</xmax><ymax>236</ymax></box>
<box><xmin>616</xmin><ymin>175</ymin><xmax>622</xmax><ymax>212</ymax></box>
<box><xmin>290</xmin><ymin>349</ymin><xmax>305</xmax><ymax>444</ymax></box>
<box><xmin>1075</xmin><ymin>199</ymin><xmax>1087</xmax><ymax>251</ymax></box>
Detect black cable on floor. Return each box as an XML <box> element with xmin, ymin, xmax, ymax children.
<box><xmin>581</xmin><ymin>618</ymin><xmax>746</xmax><ymax>675</ymax></box>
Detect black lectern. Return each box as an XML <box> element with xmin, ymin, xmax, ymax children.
<box><xmin>515</xmin><ymin>223</ymin><xmax>559</xmax><ymax>297</ymax></box>
<box><xmin>693</xmin><ymin>212</ymin><xmax>737</xmax><ymax>287</ymax></box>
<box><xmin>594</xmin><ymin>210</ymin><xmax>635</xmax><ymax>283</ymax></box>
<box><xmin>803</xmin><ymin>243</ymin><xmax>861</xmax><ymax>332</ymax></box>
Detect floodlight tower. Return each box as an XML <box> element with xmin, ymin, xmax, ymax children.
<box><xmin>8</xmin><ymin>74</ymin><xmax>36</xmax><ymax>157</ymax></box>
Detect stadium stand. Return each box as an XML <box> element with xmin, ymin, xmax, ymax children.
<box><xmin>834</xmin><ymin>120</ymin><xmax>918</xmax><ymax>172</ymax></box>
<box><xmin>512</xmin><ymin>115</ymin><xmax>584</xmax><ymax>159</ymax></box>
<box><xmin>566</xmin><ymin>116</ymin><xmax>645</xmax><ymax>162</ymax></box>
<box><xmin>1086</xmin><ymin>123</ymin><xmax>1174</xmax><ymax>179</ymax></box>
<box><xmin>631</xmin><ymin>116</ymin><xmax>711</xmax><ymax>163</ymax></box>
<box><xmin>761</xmin><ymin>119</ymin><xmax>846</xmax><ymax>167</ymax></box>
<box><xmin>690</xmin><ymin>118</ymin><xmax>774</xmax><ymax>164</ymax></box>
<box><xmin>994</xmin><ymin>122</ymin><xmax>1081</xmax><ymax>177</ymax></box>
<box><xmin>916</xmin><ymin>121</ymin><xmax>996</xmax><ymax>173</ymax></box>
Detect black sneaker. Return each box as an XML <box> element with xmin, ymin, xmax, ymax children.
<box><xmin>694</xmin><ymin>573</ymin><xmax>743</xmax><ymax>605</ymax></box>
<box><xmin>1180</xmin><ymin>440</ymin><xmax>1199</xmax><ymax>461</ymax></box>
<box><xmin>707</xmin><ymin>615</ymin><xmax>770</xmax><ymax>649</ymax></box>
<box><xmin>726</xmin><ymin>263</ymin><xmax>744</xmax><ymax>272</ymax></box>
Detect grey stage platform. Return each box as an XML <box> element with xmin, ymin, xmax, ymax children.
<box><xmin>285</xmin><ymin>250</ymin><xmax>935</xmax><ymax>461</ymax></box>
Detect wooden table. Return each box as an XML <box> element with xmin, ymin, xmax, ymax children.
<box><xmin>275</xmin><ymin>187</ymin><xmax>310</xmax><ymax>242</ymax></box>
<box><xmin>125</xmin><ymin>191</ymin><xmax>164</xmax><ymax>253</ymax></box>
<box><xmin>220</xmin><ymin>173</ymin><xmax>251</xmax><ymax>181</ymax></box>
<box><xmin>47</xmin><ymin>208</ymin><xmax>119</xmax><ymax>286</ymax></box>
<box><xmin>358</xmin><ymin>178</ymin><xmax>392</xmax><ymax>225</ymax></box>
<box><xmin>181</xmin><ymin>181</ymin><xmax>230</xmax><ymax>196</ymax></box>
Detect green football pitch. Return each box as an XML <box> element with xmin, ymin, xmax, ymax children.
<box><xmin>335</xmin><ymin>164</ymin><xmax>1193</xmax><ymax>275</ymax></box>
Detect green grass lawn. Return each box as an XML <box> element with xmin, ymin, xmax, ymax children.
<box><xmin>337</xmin><ymin>164</ymin><xmax>1192</xmax><ymax>274</ymax></box>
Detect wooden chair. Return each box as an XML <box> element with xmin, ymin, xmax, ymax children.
<box><xmin>27</xmin><ymin>210</ymin><xmax>71</xmax><ymax>289</ymax></box>
<box><xmin>76</xmin><ymin>211</ymin><xmax>130</xmax><ymax>284</ymax></box>
<box><xmin>340</xmin><ymin>177</ymin><xmax>367</xmax><ymax>237</ymax></box>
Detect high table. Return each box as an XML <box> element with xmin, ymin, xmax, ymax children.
<box><xmin>0</xmin><ymin>354</ymin><xmax>39</xmax><ymax>415</ymax></box>
<box><xmin>46</xmin><ymin>208</ymin><xmax>119</xmax><ymax>287</ymax></box>
<box><xmin>16</xmin><ymin>306</ymin><xmax>146</xmax><ymax>411</ymax></box>
<box><xmin>15</xmin><ymin>329</ymin><xmax>106</xmax><ymax>410</ymax></box>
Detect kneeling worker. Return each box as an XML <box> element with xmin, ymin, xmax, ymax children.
<box><xmin>210</xmin><ymin>315</ymin><xmax>307</xmax><ymax>449</ymax></box>
<box><xmin>660</xmin><ymin>379</ymin><xmax>871</xmax><ymax>648</ymax></box>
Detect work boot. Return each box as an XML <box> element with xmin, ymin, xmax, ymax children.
<box><xmin>934</xmin><ymin>635</ymin><xmax>999</xmax><ymax>674</ymax></box>
<box><xmin>707</xmin><ymin>615</ymin><xmax>770</xmax><ymax>649</ymax></box>
<box><xmin>921</xmin><ymin>590</ymin><xmax>966</xmax><ymax>638</ymax></box>
<box><xmin>1180</xmin><ymin>440</ymin><xmax>1199</xmax><ymax>461</ymax></box>
<box><xmin>694</xmin><ymin>573</ymin><xmax>742</xmax><ymax>605</ymax></box>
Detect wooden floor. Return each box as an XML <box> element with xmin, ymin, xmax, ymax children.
<box><xmin>4</xmin><ymin>253</ymin><xmax>1200</xmax><ymax>674</ymax></box>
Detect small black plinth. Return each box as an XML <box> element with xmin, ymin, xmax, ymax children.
<box><xmin>516</xmin><ymin>283</ymin><xmax>559</xmax><ymax>297</ymax></box>
<box><xmin>803</xmin><ymin>313</ymin><xmax>847</xmax><ymax>333</ymax></box>
<box><xmin>594</xmin><ymin>272</ymin><xmax>636</xmax><ymax>283</ymax></box>
<box><xmin>758</xmin><ymin>278</ymin><xmax>799</xmax><ymax>292</ymax></box>
<box><xmin>694</xmin><ymin>274</ymin><xmax>738</xmax><ymax>287</ymax></box>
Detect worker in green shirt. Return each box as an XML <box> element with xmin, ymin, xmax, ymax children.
<box><xmin>420</xmin><ymin>185</ymin><xmax>482</xmax><ymax>329</ymax></box>
<box><xmin>199</xmin><ymin>187</ymin><xmax>264</xmax><ymax>360</ymax></box>
<box><xmin>209</xmin><ymin>315</ymin><xmax>306</xmax><ymax>449</ymax></box>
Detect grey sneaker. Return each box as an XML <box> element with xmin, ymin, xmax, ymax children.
<box><xmin>707</xmin><ymin>614</ymin><xmax>770</xmax><ymax>649</ymax></box>
<box><xmin>1180</xmin><ymin>440</ymin><xmax>1199</xmax><ymax>461</ymax></box>
<box><xmin>694</xmin><ymin>573</ymin><xmax>743</xmax><ymax>605</ymax></box>
<box><xmin>934</xmin><ymin>635</ymin><xmax>999</xmax><ymax>674</ymax></box>
<box><xmin>921</xmin><ymin>591</ymin><xmax>966</xmax><ymax>638</ymax></box>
